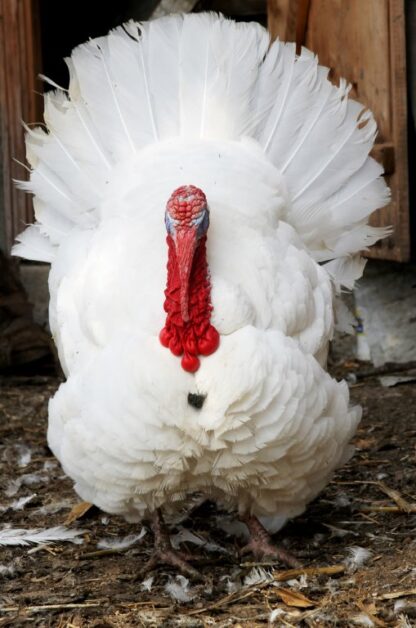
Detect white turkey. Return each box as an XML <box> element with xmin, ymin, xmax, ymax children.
<box><xmin>13</xmin><ymin>13</ymin><xmax>390</xmax><ymax>577</ymax></box>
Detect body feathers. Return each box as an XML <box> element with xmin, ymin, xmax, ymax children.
<box><xmin>13</xmin><ymin>14</ymin><xmax>388</xmax><ymax>523</ymax></box>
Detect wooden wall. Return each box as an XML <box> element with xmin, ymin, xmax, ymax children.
<box><xmin>268</xmin><ymin>0</ymin><xmax>410</xmax><ymax>262</ymax></box>
<box><xmin>0</xmin><ymin>0</ymin><xmax>40</xmax><ymax>254</ymax></box>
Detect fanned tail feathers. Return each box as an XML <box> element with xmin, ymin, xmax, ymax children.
<box><xmin>13</xmin><ymin>12</ymin><xmax>389</xmax><ymax>291</ymax></box>
<box><xmin>12</xmin><ymin>223</ymin><xmax>56</xmax><ymax>263</ymax></box>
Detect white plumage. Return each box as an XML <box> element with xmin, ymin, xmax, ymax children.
<box><xmin>14</xmin><ymin>14</ymin><xmax>389</xmax><ymax>528</ymax></box>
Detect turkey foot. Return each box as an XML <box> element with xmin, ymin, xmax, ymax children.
<box><xmin>240</xmin><ymin>514</ymin><xmax>302</xmax><ymax>568</ymax></box>
<box><xmin>140</xmin><ymin>509</ymin><xmax>201</xmax><ymax>580</ymax></box>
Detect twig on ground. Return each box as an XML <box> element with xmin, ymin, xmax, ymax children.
<box><xmin>378</xmin><ymin>589</ymin><xmax>416</xmax><ymax>600</ymax></box>
<box><xmin>352</xmin><ymin>362</ymin><xmax>416</xmax><ymax>381</ymax></box>
<box><xmin>274</xmin><ymin>565</ymin><xmax>346</xmax><ymax>581</ymax></box>
<box><xmin>239</xmin><ymin>564</ymin><xmax>346</xmax><ymax>580</ymax></box>
<box><xmin>377</xmin><ymin>482</ymin><xmax>415</xmax><ymax>513</ymax></box>
<box><xmin>78</xmin><ymin>548</ymin><xmax>129</xmax><ymax>559</ymax></box>
<box><xmin>331</xmin><ymin>481</ymin><xmax>416</xmax><ymax>513</ymax></box>
<box><xmin>0</xmin><ymin>603</ymin><xmax>102</xmax><ymax>614</ymax></box>
<box><xmin>356</xmin><ymin>601</ymin><xmax>387</xmax><ymax>627</ymax></box>
<box><xmin>360</xmin><ymin>506</ymin><xmax>416</xmax><ymax>513</ymax></box>
<box><xmin>186</xmin><ymin>585</ymin><xmax>267</xmax><ymax>616</ymax></box>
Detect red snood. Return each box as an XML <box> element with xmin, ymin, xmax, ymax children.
<box><xmin>159</xmin><ymin>235</ymin><xmax>220</xmax><ymax>372</ymax></box>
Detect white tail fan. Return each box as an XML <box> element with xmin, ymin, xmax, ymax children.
<box><xmin>13</xmin><ymin>13</ymin><xmax>389</xmax><ymax>290</ymax></box>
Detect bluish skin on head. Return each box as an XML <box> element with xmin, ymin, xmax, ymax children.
<box><xmin>165</xmin><ymin>207</ymin><xmax>209</xmax><ymax>240</ymax></box>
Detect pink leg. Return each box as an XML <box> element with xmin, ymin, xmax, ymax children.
<box><xmin>240</xmin><ymin>514</ymin><xmax>302</xmax><ymax>568</ymax></box>
<box><xmin>140</xmin><ymin>509</ymin><xmax>201</xmax><ymax>580</ymax></box>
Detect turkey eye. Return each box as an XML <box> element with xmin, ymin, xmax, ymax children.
<box><xmin>197</xmin><ymin>210</ymin><xmax>209</xmax><ymax>237</ymax></box>
<box><xmin>165</xmin><ymin>212</ymin><xmax>175</xmax><ymax>234</ymax></box>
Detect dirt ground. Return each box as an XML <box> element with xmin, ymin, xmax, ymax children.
<box><xmin>1</xmin><ymin>362</ymin><xmax>416</xmax><ymax>627</ymax></box>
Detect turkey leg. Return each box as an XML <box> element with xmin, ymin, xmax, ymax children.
<box><xmin>140</xmin><ymin>509</ymin><xmax>201</xmax><ymax>580</ymax></box>
<box><xmin>240</xmin><ymin>514</ymin><xmax>302</xmax><ymax>568</ymax></box>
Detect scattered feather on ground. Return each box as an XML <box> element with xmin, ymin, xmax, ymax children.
<box><xmin>165</xmin><ymin>575</ymin><xmax>195</xmax><ymax>603</ymax></box>
<box><xmin>351</xmin><ymin>612</ymin><xmax>375</xmax><ymax>626</ymax></box>
<box><xmin>171</xmin><ymin>526</ymin><xmax>228</xmax><ymax>553</ymax></box>
<box><xmin>243</xmin><ymin>567</ymin><xmax>273</xmax><ymax>587</ymax></box>
<box><xmin>344</xmin><ymin>546</ymin><xmax>373</xmax><ymax>572</ymax></box>
<box><xmin>15</xmin><ymin>444</ymin><xmax>32</xmax><ymax>468</ymax></box>
<box><xmin>96</xmin><ymin>527</ymin><xmax>146</xmax><ymax>550</ymax></box>
<box><xmin>0</xmin><ymin>526</ymin><xmax>86</xmax><ymax>546</ymax></box>
<box><xmin>5</xmin><ymin>473</ymin><xmax>48</xmax><ymax>497</ymax></box>
<box><xmin>141</xmin><ymin>576</ymin><xmax>154</xmax><ymax>592</ymax></box>
<box><xmin>0</xmin><ymin>564</ymin><xmax>16</xmax><ymax>578</ymax></box>
<box><xmin>9</xmin><ymin>494</ymin><xmax>36</xmax><ymax>511</ymax></box>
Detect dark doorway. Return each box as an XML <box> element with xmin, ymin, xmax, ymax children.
<box><xmin>39</xmin><ymin>1</ymin><xmax>161</xmax><ymax>90</ymax></box>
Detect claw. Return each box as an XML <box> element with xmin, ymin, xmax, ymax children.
<box><xmin>240</xmin><ymin>538</ymin><xmax>302</xmax><ymax>568</ymax></box>
<box><xmin>139</xmin><ymin>509</ymin><xmax>202</xmax><ymax>581</ymax></box>
<box><xmin>140</xmin><ymin>548</ymin><xmax>202</xmax><ymax>581</ymax></box>
<box><xmin>240</xmin><ymin>514</ymin><xmax>302</xmax><ymax>568</ymax></box>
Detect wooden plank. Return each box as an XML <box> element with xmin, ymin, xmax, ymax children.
<box><xmin>268</xmin><ymin>0</ymin><xmax>409</xmax><ymax>262</ymax></box>
<box><xmin>267</xmin><ymin>0</ymin><xmax>313</xmax><ymax>50</ymax></box>
<box><xmin>371</xmin><ymin>143</ymin><xmax>395</xmax><ymax>177</ymax></box>
<box><xmin>306</xmin><ymin>0</ymin><xmax>410</xmax><ymax>261</ymax></box>
<box><xmin>0</xmin><ymin>0</ymin><xmax>41</xmax><ymax>254</ymax></box>
<box><xmin>267</xmin><ymin>0</ymin><xmax>300</xmax><ymax>41</ymax></box>
<box><xmin>0</xmin><ymin>0</ymin><xmax>9</xmax><ymax>250</ymax></box>
<box><xmin>385</xmin><ymin>0</ymin><xmax>408</xmax><ymax>260</ymax></box>
<box><xmin>0</xmin><ymin>0</ymin><xmax>14</xmax><ymax>251</ymax></box>
<box><xmin>305</xmin><ymin>0</ymin><xmax>391</xmax><ymax>140</ymax></box>
<box><xmin>295</xmin><ymin>0</ymin><xmax>310</xmax><ymax>51</ymax></box>
<box><xmin>354</xmin><ymin>0</ymin><xmax>408</xmax><ymax>261</ymax></box>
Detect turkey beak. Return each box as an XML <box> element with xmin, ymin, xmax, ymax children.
<box><xmin>174</xmin><ymin>228</ymin><xmax>197</xmax><ymax>323</ymax></box>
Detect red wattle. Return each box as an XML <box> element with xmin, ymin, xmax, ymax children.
<box><xmin>169</xmin><ymin>337</ymin><xmax>183</xmax><ymax>356</ymax></box>
<box><xmin>159</xmin><ymin>327</ymin><xmax>170</xmax><ymax>348</ymax></box>
<box><xmin>181</xmin><ymin>353</ymin><xmax>200</xmax><ymax>373</ymax></box>
<box><xmin>198</xmin><ymin>325</ymin><xmax>220</xmax><ymax>356</ymax></box>
<box><xmin>160</xmin><ymin>235</ymin><xmax>220</xmax><ymax>372</ymax></box>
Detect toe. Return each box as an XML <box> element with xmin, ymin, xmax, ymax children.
<box><xmin>240</xmin><ymin>540</ymin><xmax>302</xmax><ymax>568</ymax></box>
<box><xmin>164</xmin><ymin>550</ymin><xmax>202</xmax><ymax>581</ymax></box>
<box><xmin>138</xmin><ymin>549</ymin><xmax>202</xmax><ymax>581</ymax></box>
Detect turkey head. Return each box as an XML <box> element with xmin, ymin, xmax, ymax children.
<box><xmin>159</xmin><ymin>185</ymin><xmax>219</xmax><ymax>373</ymax></box>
